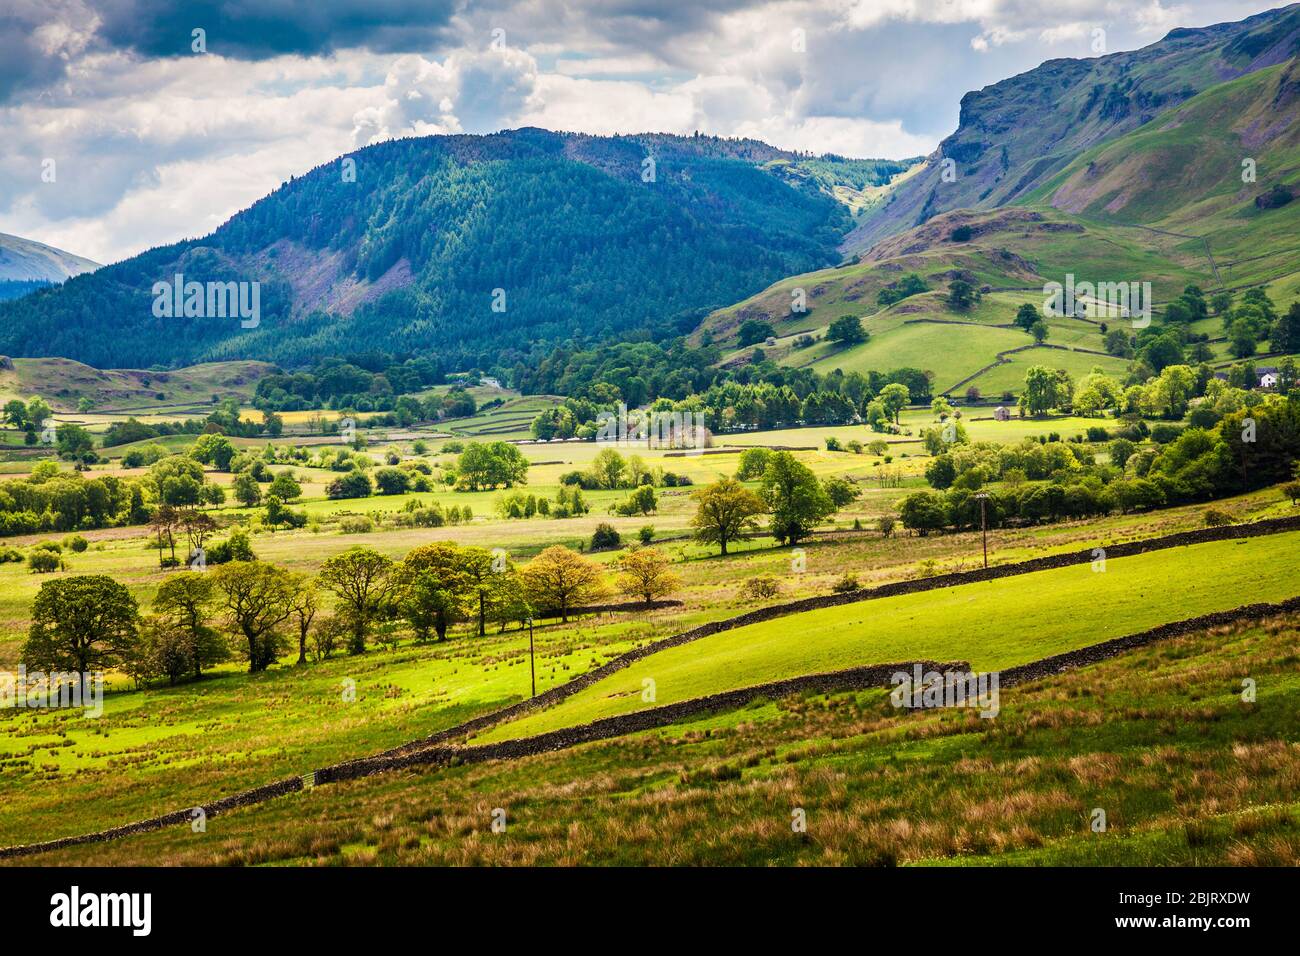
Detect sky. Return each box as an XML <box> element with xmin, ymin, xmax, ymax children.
<box><xmin>0</xmin><ymin>0</ymin><xmax>1288</xmax><ymax>265</ymax></box>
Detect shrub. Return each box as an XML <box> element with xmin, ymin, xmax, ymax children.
<box><xmin>614</xmin><ymin>485</ymin><xmax>657</xmax><ymax>516</ymax></box>
<box><xmin>877</xmin><ymin>273</ymin><xmax>928</xmax><ymax>307</ymax></box>
<box><xmin>206</xmin><ymin>529</ymin><xmax>255</xmax><ymax>564</ymax></box>
<box><xmin>497</xmin><ymin>490</ymin><xmax>540</xmax><ymax>519</ymax></box>
<box><xmin>64</xmin><ymin>535</ymin><xmax>89</xmax><ymax>553</ymax></box>
<box><xmin>409</xmin><ymin>503</ymin><xmax>446</xmax><ymax>527</ymax></box>
<box><xmin>898</xmin><ymin>491</ymin><xmax>949</xmax><ymax>535</ymax></box>
<box><xmin>590</xmin><ymin>522</ymin><xmax>622</xmax><ymax>550</ymax></box>
<box><xmin>1203</xmin><ymin>508</ymin><xmax>1235</xmax><ymax>527</ymax></box>
<box><xmin>638</xmin><ymin>525</ymin><xmax>655</xmax><ymax>545</ymax></box>
<box><xmin>1149</xmin><ymin>423</ymin><xmax>1184</xmax><ymax>444</ymax></box>
<box><xmin>371</xmin><ymin>468</ymin><xmax>410</xmax><ymax>496</ymax></box>
<box><xmin>339</xmin><ymin>515</ymin><xmax>374</xmax><ymax>534</ymax></box>
<box><xmin>0</xmin><ymin>547</ymin><xmax>23</xmax><ymax>563</ymax></box>
<box><xmin>327</xmin><ymin>471</ymin><xmax>373</xmax><ymax>499</ymax></box>
<box><xmin>28</xmin><ymin>550</ymin><xmax>61</xmax><ymax>573</ymax></box>
<box><xmin>737</xmin><ymin>577</ymin><xmax>781</xmax><ymax>601</ymax></box>
<box><xmin>553</xmin><ymin>486</ymin><xmax>590</xmax><ymax>518</ymax></box>
<box><xmin>830</xmin><ymin>574</ymin><xmax>859</xmax><ymax>593</ymax></box>
<box><xmin>559</xmin><ymin>469</ymin><xmax>600</xmax><ymax>489</ymax></box>
<box><xmin>1254</xmin><ymin>183</ymin><xmax>1294</xmax><ymax>210</ymax></box>
<box><xmin>1283</xmin><ymin>481</ymin><xmax>1300</xmax><ymax>506</ymax></box>
<box><xmin>878</xmin><ymin>514</ymin><xmax>896</xmax><ymax>537</ymax></box>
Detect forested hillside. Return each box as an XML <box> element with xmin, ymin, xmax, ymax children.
<box><xmin>0</xmin><ymin>130</ymin><xmax>908</xmax><ymax>371</ymax></box>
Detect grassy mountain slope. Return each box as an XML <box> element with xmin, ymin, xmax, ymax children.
<box><xmin>1029</xmin><ymin>56</ymin><xmax>1300</xmax><ymax>292</ymax></box>
<box><xmin>0</xmin><ymin>130</ymin><xmax>909</xmax><ymax>371</ymax></box>
<box><xmin>694</xmin><ymin>205</ymin><xmax>1214</xmax><ymax>394</ymax></box>
<box><xmin>843</xmin><ymin>3</ymin><xmax>1300</xmax><ymax>255</ymax></box>
<box><xmin>697</xmin><ymin>51</ymin><xmax>1300</xmax><ymax>396</ymax></box>
<box><xmin>0</xmin><ymin>358</ymin><xmax>275</xmax><ymax>412</ymax></box>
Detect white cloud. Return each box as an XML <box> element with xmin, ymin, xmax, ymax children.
<box><xmin>1133</xmin><ymin>1</ymin><xmax>1193</xmax><ymax>33</ymax></box>
<box><xmin>516</xmin><ymin>74</ymin><xmax>695</xmax><ymax>136</ymax></box>
<box><xmin>553</xmin><ymin>54</ymin><xmax>668</xmax><ymax>77</ymax></box>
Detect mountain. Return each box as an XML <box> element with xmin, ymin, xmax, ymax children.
<box><xmin>692</xmin><ymin>48</ymin><xmax>1300</xmax><ymax>397</ymax></box>
<box><xmin>843</xmin><ymin>2</ymin><xmax>1300</xmax><ymax>255</ymax></box>
<box><xmin>1028</xmin><ymin>55</ymin><xmax>1300</xmax><ymax>293</ymax></box>
<box><xmin>0</xmin><ymin>129</ymin><xmax>912</xmax><ymax>371</ymax></box>
<box><xmin>0</xmin><ymin>233</ymin><xmax>100</xmax><ymax>302</ymax></box>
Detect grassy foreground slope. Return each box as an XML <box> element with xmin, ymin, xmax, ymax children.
<box><xmin>478</xmin><ymin>531</ymin><xmax>1300</xmax><ymax>741</ymax></box>
<box><xmin>2</xmin><ymin>488</ymin><xmax>1291</xmax><ymax>851</ymax></box>
<box><xmin>17</xmin><ymin>610</ymin><xmax>1299</xmax><ymax>866</ymax></box>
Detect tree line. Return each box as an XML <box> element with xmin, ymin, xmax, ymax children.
<box><xmin>23</xmin><ymin>541</ymin><xmax>682</xmax><ymax>686</ymax></box>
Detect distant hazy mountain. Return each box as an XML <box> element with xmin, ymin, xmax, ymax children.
<box><xmin>0</xmin><ymin>233</ymin><xmax>100</xmax><ymax>301</ymax></box>
<box><xmin>843</xmin><ymin>3</ymin><xmax>1300</xmax><ymax>255</ymax></box>
<box><xmin>0</xmin><ymin>129</ymin><xmax>910</xmax><ymax>369</ymax></box>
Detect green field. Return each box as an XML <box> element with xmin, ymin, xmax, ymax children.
<box><xmin>16</xmin><ymin>606</ymin><xmax>1300</xmax><ymax>867</ymax></box>
<box><xmin>961</xmin><ymin>348</ymin><xmax>1131</xmax><ymax>398</ymax></box>
<box><xmin>797</xmin><ymin>320</ymin><xmax>1030</xmax><ymax>392</ymax></box>
<box><xmin>477</xmin><ymin>531</ymin><xmax>1300</xmax><ymax>741</ymax></box>
<box><xmin>2</xmin><ymin>461</ymin><xmax>1290</xmax><ymax>850</ymax></box>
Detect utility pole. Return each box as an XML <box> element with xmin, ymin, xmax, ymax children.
<box><xmin>974</xmin><ymin>492</ymin><xmax>990</xmax><ymax>569</ymax></box>
<box><xmin>527</xmin><ymin>617</ymin><xmax>536</xmax><ymax>698</ymax></box>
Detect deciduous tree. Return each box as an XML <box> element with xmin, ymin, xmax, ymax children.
<box><xmin>399</xmin><ymin>543</ymin><xmax>474</xmax><ymax>641</ymax></box>
<box><xmin>212</xmin><ymin>561</ymin><xmax>296</xmax><ymax>671</ymax></box>
<box><xmin>318</xmin><ymin>547</ymin><xmax>398</xmax><ymax>654</ymax></box>
<box><xmin>24</xmin><ymin>576</ymin><xmax>139</xmax><ymax>690</ymax></box>
<box><xmin>690</xmin><ymin>477</ymin><xmax>765</xmax><ymax>555</ymax></box>
<box><xmin>760</xmin><ymin>452</ymin><xmax>835</xmax><ymax>546</ymax></box>
<box><xmin>520</xmin><ymin>545</ymin><xmax>605</xmax><ymax>623</ymax></box>
<box><xmin>153</xmin><ymin>573</ymin><xmax>228</xmax><ymax>679</ymax></box>
<box><xmin>615</xmin><ymin>547</ymin><xmax>680</xmax><ymax>605</ymax></box>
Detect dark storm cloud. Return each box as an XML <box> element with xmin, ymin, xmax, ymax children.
<box><xmin>461</xmin><ymin>0</ymin><xmax>758</xmax><ymax>67</ymax></box>
<box><xmin>93</xmin><ymin>0</ymin><xmax>460</xmax><ymax>58</ymax></box>
<box><xmin>0</xmin><ymin>0</ymin><xmax>460</xmax><ymax>101</ymax></box>
<box><xmin>0</xmin><ymin>3</ymin><xmax>83</xmax><ymax>101</ymax></box>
